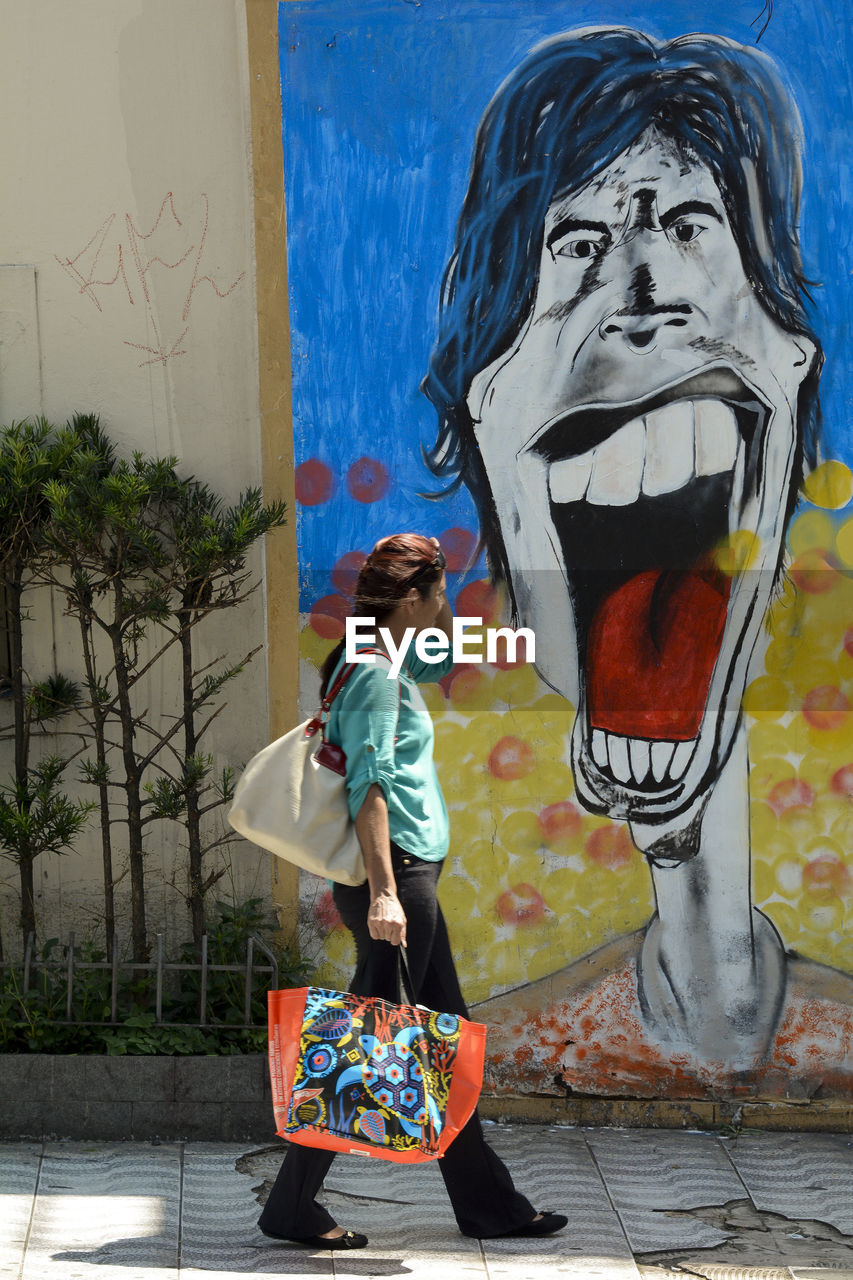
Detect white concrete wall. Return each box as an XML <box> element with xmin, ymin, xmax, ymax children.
<box><xmin>0</xmin><ymin>0</ymin><xmax>273</xmax><ymax>950</ymax></box>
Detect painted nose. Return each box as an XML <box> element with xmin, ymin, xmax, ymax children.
<box><xmin>598</xmin><ymin>310</ymin><xmax>691</xmax><ymax>353</ymax></box>
<box><xmin>598</xmin><ymin>260</ymin><xmax>693</xmax><ymax>352</ymax></box>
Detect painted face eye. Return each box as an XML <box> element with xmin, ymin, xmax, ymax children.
<box><xmin>555</xmin><ymin>232</ymin><xmax>609</xmax><ymax>260</ymax></box>
<box><xmin>669</xmin><ymin>220</ymin><xmax>704</xmax><ymax>244</ymax></box>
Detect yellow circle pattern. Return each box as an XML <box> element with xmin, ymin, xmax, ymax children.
<box><xmin>802</xmin><ymin>460</ymin><xmax>853</xmax><ymax>510</ymax></box>
<box><xmin>747</xmin><ymin>501</ymin><xmax>853</xmax><ymax>974</ymax></box>
<box><xmin>303</xmin><ymin>491</ymin><xmax>853</xmax><ymax>997</ymax></box>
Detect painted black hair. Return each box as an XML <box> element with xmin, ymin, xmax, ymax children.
<box><xmin>422</xmin><ymin>28</ymin><xmax>822</xmax><ymax>582</ymax></box>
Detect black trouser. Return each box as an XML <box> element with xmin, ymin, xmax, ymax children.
<box><xmin>258</xmin><ymin>845</ymin><xmax>535</xmax><ymax>1239</ymax></box>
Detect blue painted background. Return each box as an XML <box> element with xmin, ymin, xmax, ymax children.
<box><xmin>279</xmin><ymin>0</ymin><xmax>853</xmax><ymax>603</ymax></box>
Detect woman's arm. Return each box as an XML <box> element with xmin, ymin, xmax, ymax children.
<box><xmin>355</xmin><ymin>782</ymin><xmax>407</xmax><ymax>946</ymax></box>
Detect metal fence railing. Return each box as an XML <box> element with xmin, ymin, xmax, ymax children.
<box><xmin>1</xmin><ymin>932</ymin><xmax>280</xmax><ymax>1028</ymax></box>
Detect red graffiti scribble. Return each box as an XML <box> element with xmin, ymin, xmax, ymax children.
<box><xmin>124</xmin><ymin>316</ymin><xmax>190</xmax><ymax>368</ymax></box>
<box><xmin>54</xmin><ymin>213</ymin><xmax>135</xmax><ymax>312</ymax></box>
<box><xmin>180</xmin><ymin>194</ymin><xmax>245</xmax><ymax>322</ymax></box>
<box><xmin>54</xmin><ymin>192</ymin><xmax>245</xmax><ymax>367</ymax></box>
<box><xmin>123</xmin><ymin>193</ymin><xmax>194</xmax><ymax>305</ymax></box>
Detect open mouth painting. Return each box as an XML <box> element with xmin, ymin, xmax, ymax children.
<box><xmin>479</xmin><ymin>335</ymin><xmax>807</xmax><ymax>846</ymax></box>
<box><xmin>424</xmin><ymin>28</ymin><xmax>840</xmax><ymax>1074</ymax></box>
<box><xmin>283</xmin><ymin>8</ymin><xmax>853</xmax><ymax>1098</ymax></box>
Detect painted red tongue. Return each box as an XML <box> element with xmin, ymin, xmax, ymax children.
<box><xmin>587</xmin><ymin>569</ymin><xmax>730</xmax><ymax>740</ymax></box>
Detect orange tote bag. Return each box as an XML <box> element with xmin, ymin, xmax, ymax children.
<box><xmin>268</xmin><ymin>983</ymin><xmax>487</xmax><ymax>1163</ymax></box>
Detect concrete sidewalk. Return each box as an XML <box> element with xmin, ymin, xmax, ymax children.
<box><xmin>2</xmin><ymin>1125</ymin><xmax>852</xmax><ymax>1279</ymax></box>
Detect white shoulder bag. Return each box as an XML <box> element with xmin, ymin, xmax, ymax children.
<box><xmin>228</xmin><ymin>648</ymin><xmax>390</xmax><ymax>885</ymax></box>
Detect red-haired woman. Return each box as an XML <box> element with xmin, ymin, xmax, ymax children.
<box><xmin>258</xmin><ymin>534</ymin><xmax>567</xmax><ymax>1249</ymax></box>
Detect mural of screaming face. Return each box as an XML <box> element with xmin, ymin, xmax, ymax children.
<box><xmin>424</xmin><ymin>29</ymin><xmax>834</xmax><ymax>1072</ymax></box>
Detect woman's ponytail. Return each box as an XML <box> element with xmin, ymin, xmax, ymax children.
<box><xmin>319</xmin><ymin>637</ymin><xmax>346</xmax><ymax>698</ymax></box>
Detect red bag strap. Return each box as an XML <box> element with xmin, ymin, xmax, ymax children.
<box><xmin>325</xmin><ymin>646</ymin><xmax>388</xmax><ymax>708</ymax></box>
<box><xmin>305</xmin><ymin>646</ymin><xmax>389</xmax><ymax>738</ymax></box>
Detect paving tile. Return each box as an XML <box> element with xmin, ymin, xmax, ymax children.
<box><xmin>324</xmin><ymin>1190</ymin><xmax>485</xmax><ymax>1280</ymax></box>
<box><xmin>241</xmin><ymin>1124</ymin><xmax>641</xmax><ymax>1277</ymax></box>
<box><xmin>0</xmin><ymin>1143</ymin><xmax>41</xmax><ymax>1280</ymax></box>
<box><xmin>583</xmin><ymin>1128</ymin><xmax>747</xmax><ymax>1254</ymax></box>
<box><xmin>181</xmin><ymin>1261</ymin><xmax>331</xmax><ymax>1280</ymax></box>
<box><xmin>724</xmin><ymin>1131</ymin><xmax>853</xmax><ymax>1236</ymax></box>
<box><xmin>323</xmin><ymin>1144</ymin><xmax>447</xmax><ymax>1208</ymax></box>
<box><xmin>182</xmin><ymin>1142</ymin><xmax>329</xmax><ymax>1275</ymax></box>
<box><xmin>6</xmin><ymin>1127</ymin><xmax>851</xmax><ymax>1280</ymax></box>
<box><xmin>484</xmin><ymin>1243</ymin><xmax>641</xmax><ymax>1280</ymax></box>
<box><xmin>484</xmin><ymin>1124</ymin><xmax>640</xmax><ymax>1274</ymax></box>
<box><xmin>21</xmin><ymin>1141</ymin><xmax>181</xmax><ymax>1280</ymax></box>
<box><xmin>310</xmin><ymin>1124</ymin><xmax>641</xmax><ymax>1277</ymax></box>
<box><xmin>791</xmin><ymin>1269</ymin><xmax>853</xmax><ymax>1280</ymax></box>
<box><xmin>240</xmin><ymin>1139</ymin><xmax>484</xmax><ymax>1274</ymax></box>
<box><xmin>325</xmin><ymin>1157</ymin><xmax>486</xmax><ymax>1280</ymax></box>
<box><xmin>638</xmin><ymin>1263</ymin><xmax>796</xmax><ymax>1278</ymax></box>
<box><xmin>635</xmin><ymin>1196</ymin><xmax>853</xmax><ymax>1277</ymax></box>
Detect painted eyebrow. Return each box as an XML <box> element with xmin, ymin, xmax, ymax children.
<box><xmin>545</xmin><ymin>217</ymin><xmax>611</xmax><ymax>254</ymax></box>
<box><xmin>659</xmin><ymin>201</ymin><xmax>723</xmax><ymax>229</ymax></box>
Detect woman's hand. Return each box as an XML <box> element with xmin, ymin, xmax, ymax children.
<box><xmin>367</xmin><ymin>889</ymin><xmax>407</xmax><ymax>946</ymax></box>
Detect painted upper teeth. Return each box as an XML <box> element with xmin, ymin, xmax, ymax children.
<box><xmin>549</xmin><ymin>399</ymin><xmax>739</xmax><ymax>506</ymax></box>
<box><xmin>586</xmin><ymin>417</ymin><xmax>644</xmax><ymax>505</ymax></box>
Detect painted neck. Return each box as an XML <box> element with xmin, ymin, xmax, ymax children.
<box><xmin>634</xmin><ymin>722</ymin><xmax>786</xmax><ymax>1068</ymax></box>
<box><xmin>648</xmin><ymin>723</ymin><xmax>753</xmax><ymax>934</ymax></box>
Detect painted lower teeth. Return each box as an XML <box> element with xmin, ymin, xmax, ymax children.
<box><xmin>669</xmin><ymin>741</ymin><xmax>695</xmax><ymax>779</ymax></box>
<box><xmin>607</xmin><ymin>735</ymin><xmax>631</xmax><ymax>783</ymax></box>
<box><xmin>591</xmin><ymin>728</ymin><xmax>608</xmax><ymax>768</ymax></box>
<box><xmin>651</xmin><ymin>741</ymin><xmax>675</xmax><ymax>782</ymax></box>
<box><xmin>628</xmin><ymin>738</ymin><xmax>651</xmax><ymax>783</ymax></box>
<box><xmin>593</xmin><ymin>734</ymin><xmax>696</xmax><ymax>784</ymax></box>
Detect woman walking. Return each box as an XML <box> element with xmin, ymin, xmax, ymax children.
<box><xmin>259</xmin><ymin>533</ymin><xmax>567</xmax><ymax>1249</ymax></box>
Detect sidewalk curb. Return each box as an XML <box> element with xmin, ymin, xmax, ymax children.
<box><xmin>1</xmin><ymin>1052</ymin><xmax>850</xmax><ymax>1139</ymax></box>
<box><xmin>480</xmin><ymin>1094</ymin><xmax>853</xmax><ymax>1133</ymax></box>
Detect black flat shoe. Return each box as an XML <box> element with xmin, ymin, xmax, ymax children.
<box><xmin>261</xmin><ymin>1227</ymin><xmax>368</xmax><ymax>1250</ymax></box>
<box><xmin>505</xmin><ymin>1211</ymin><xmax>568</xmax><ymax>1237</ymax></box>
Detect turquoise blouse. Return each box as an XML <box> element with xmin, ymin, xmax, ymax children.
<box><xmin>325</xmin><ymin>645</ymin><xmax>454</xmax><ymax>861</ymax></box>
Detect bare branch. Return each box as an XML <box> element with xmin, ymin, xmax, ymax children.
<box><xmin>190</xmin><ymin>701</ymin><xmax>228</xmax><ymax>746</ymax></box>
